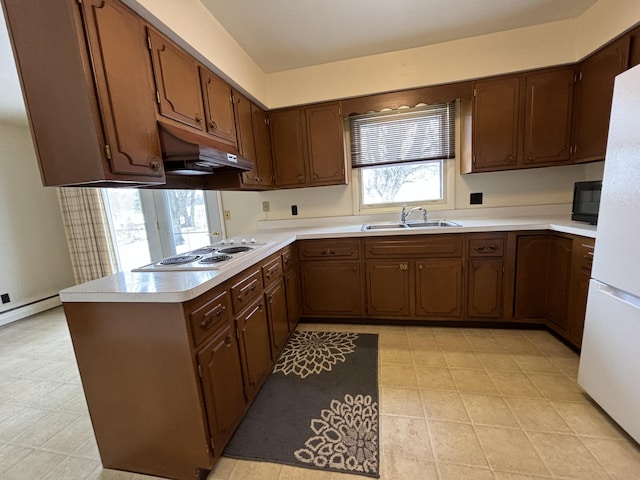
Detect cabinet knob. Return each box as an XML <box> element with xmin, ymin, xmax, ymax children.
<box><xmin>225</xmin><ymin>334</ymin><xmax>232</xmax><ymax>346</ymax></box>
<box><xmin>150</xmin><ymin>161</ymin><xmax>162</xmax><ymax>171</ymax></box>
<box><xmin>418</xmin><ymin>264</ymin><xmax>424</xmax><ymax>271</ymax></box>
<box><xmin>473</xmin><ymin>263</ymin><xmax>481</xmax><ymax>270</ymax></box>
<box><xmin>195</xmin><ymin>114</ymin><xmax>202</xmax><ymax>123</ymax></box>
<box><xmin>399</xmin><ymin>263</ymin><xmax>408</xmax><ymax>271</ymax></box>
<box><xmin>209</xmin><ymin>120</ymin><xmax>217</xmax><ymax>129</ymax></box>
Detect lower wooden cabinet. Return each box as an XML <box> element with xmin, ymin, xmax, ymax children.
<box><xmin>196</xmin><ymin>322</ymin><xmax>246</xmax><ymax>454</ymax></box>
<box><xmin>235</xmin><ymin>296</ymin><xmax>272</xmax><ymax>402</ymax></box>
<box><xmin>546</xmin><ymin>235</ymin><xmax>573</xmax><ymax>333</ymax></box>
<box><xmin>415</xmin><ymin>259</ymin><xmax>463</xmax><ymax>319</ymax></box>
<box><xmin>365</xmin><ymin>261</ymin><xmax>411</xmax><ymax>317</ymax></box>
<box><xmin>299</xmin><ymin>239</ymin><xmax>364</xmax><ymax>317</ymax></box>
<box><xmin>513</xmin><ymin>232</ymin><xmax>594</xmax><ymax>345</ymax></box>
<box><xmin>284</xmin><ymin>265</ymin><xmax>302</xmax><ymax>330</ymax></box>
<box><xmin>300</xmin><ymin>261</ymin><xmax>364</xmax><ymax>316</ymax></box>
<box><xmin>467</xmin><ymin>259</ymin><xmax>503</xmax><ymax>318</ymax></box>
<box><xmin>567</xmin><ymin>238</ymin><xmax>595</xmax><ymax>347</ymax></box>
<box><xmin>466</xmin><ymin>233</ymin><xmax>506</xmax><ymax>319</ymax></box>
<box><xmin>265</xmin><ymin>279</ymin><xmax>290</xmax><ymax>360</ymax></box>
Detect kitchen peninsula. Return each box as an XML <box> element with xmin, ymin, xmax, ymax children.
<box><xmin>61</xmin><ymin>213</ymin><xmax>596</xmax><ymax>480</ymax></box>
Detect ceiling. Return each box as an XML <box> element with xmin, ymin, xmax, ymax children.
<box><xmin>0</xmin><ymin>0</ymin><xmax>598</xmax><ymax>125</ymax></box>
<box><xmin>200</xmin><ymin>0</ymin><xmax>598</xmax><ymax>73</ymax></box>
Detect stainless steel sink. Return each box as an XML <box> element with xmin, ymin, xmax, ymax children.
<box><xmin>405</xmin><ymin>220</ymin><xmax>461</xmax><ymax>228</ymax></box>
<box><xmin>361</xmin><ymin>220</ymin><xmax>461</xmax><ymax>230</ymax></box>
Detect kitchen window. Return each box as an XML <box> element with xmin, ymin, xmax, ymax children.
<box><xmin>102</xmin><ymin>189</ymin><xmax>225</xmax><ymax>271</ymax></box>
<box><xmin>349</xmin><ymin>102</ymin><xmax>456</xmax><ymax>209</ymax></box>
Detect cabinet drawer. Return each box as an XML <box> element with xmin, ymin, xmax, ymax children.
<box><xmin>281</xmin><ymin>245</ymin><xmax>298</xmax><ymax>271</ymax></box>
<box><xmin>231</xmin><ymin>269</ymin><xmax>263</xmax><ymax>313</ymax></box>
<box><xmin>188</xmin><ymin>289</ymin><xmax>231</xmax><ymax>346</ymax></box>
<box><xmin>261</xmin><ymin>255</ymin><xmax>283</xmax><ymax>288</ymax></box>
<box><xmin>468</xmin><ymin>234</ymin><xmax>506</xmax><ymax>257</ymax></box>
<box><xmin>577</xmin><ymin>240</ymin><xmax>595</xmax><ymax>270</ymax></box>
<box><xmin>298</xmin><ymin>239</ymin><xmax>360</xmax><ymax>260</ymax></box>
<box><xmin>364</xmin><ymin>235</ymin><xmax>463</xmax><ymax>258</ymax></box>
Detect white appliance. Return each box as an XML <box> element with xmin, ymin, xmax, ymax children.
<box><xmin>578</xmin><ymin>63</ymin><xmax>640</xmax><ymax>443</ymax></box>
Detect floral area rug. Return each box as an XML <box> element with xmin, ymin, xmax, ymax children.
<box><xmin>223</xmin><ymin>331</ymin><xmax>380</xmax><ymax>478</ymax></box>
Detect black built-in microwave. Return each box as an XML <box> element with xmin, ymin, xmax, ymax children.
<box><xmin>572</xmin><ymin>180</ymin><xmax>602</xmax><ymax>225</ymax></box>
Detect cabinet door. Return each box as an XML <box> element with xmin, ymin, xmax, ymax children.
<box><xmin>271</xmin><ymin>109</ymin><xmax>308</xmax><ymax>187</ymax></box>
<box><xmin>265</xmin><ymin>279</ymin><xmax>289</xmax><ymax>360</ymax></box>
<box><xmin>568</xmin><ymin>239</ymin><xmax>595</xmax><ymax>347</ymax></box>
<box><xmin>630</xmin><ymin>26</ymin><xmax>640</xmax><ymax>68</ymax></box>
<box><xmin>300</xmin><ymin>261</ymin><xmax>364</xmax><ymax>316</ymax></box>
<box><xmin>81</xmin><ymin>0</ymin><xmax>164</xmax><ymax>178</ymax></box>
<box><xmin>415</xmin><ymin>260</ymin><xmax>463</xmax><ymax>318</ymax></box>
<box><xmin>284</xmin><ymin>267</ymin><xmax>301</xmax><ymax>331</ymax></box>
<box><xmin>572</xmin><ymin>36</ymin><xmax>630</xmax><ymax>163</ymax></box>
<box><xmin>196</xmin><ymin>322</ymin><xmax>246</xmax><ymax>454</ymax></box>
<box><xmin>200</xmin><ymin>69</ymin><xmax>237</xmax><ymax>147</ymax></box>
<box><xmin>546</xmin><ymin>236</ymin><xmax>573</xmax><ymax>332</ymax></box>
<box><xmin>514</xmin><ymin>235</ymin><xmax>550</xmax><ymax>318</ymax></box>
<box><xmin>523</xmin><ymin>68</ymin><xmax>574</xmax><ymax>166</ymax></box>
<box><xmin>467</xmin><ymin>259</ymin><xmax>503</xmax><ymax>319</ymax></box>
<box><xmin>365</xmin><ymin>261</ymin><xmax>410</xmax><ymax>317</ymax></box>
<box><xmin>234</xmin><ymin>93</ymin><xmax>259</xmax><ymax>185</ymax></box>
<box><xmin>148</xmin><ymin>28</ymin><xmax>205</xmax><ymax>130</ymax></box>
<box><xmin>304</xmin><ymin>102</ymin><xmax>346</xmax><ymax>185</ymax></box>
<box><xmin>236</xmin><ymin>298</ymin><xmax>272</xmax><ymax>401</ymax></box>
<box><xmin>472</xmin><ymin>76</ymin><xmax>520</xmax><ymax>171</ymax></box>
<box><xmin>252</xmin><ymin>104</ymin><xmax>274</xmax><ymax>187</ymax></box>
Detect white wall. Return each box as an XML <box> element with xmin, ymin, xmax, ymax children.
<box><xmin>0</xmin><ymin>123</ymin><xmax>74</xmax><ymax>317</ymax></box>
<box><xmin>265</xmin><ymin>0</ymin><xmax>640</xmax><ymax>108</ymax></box>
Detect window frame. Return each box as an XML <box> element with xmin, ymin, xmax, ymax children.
<box><xmin>349</xmin><ymin>101</ymin><xmax>459</xmax><ymax>214</ymax></box>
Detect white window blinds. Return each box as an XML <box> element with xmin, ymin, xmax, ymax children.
<box><xmin>350</xmin><ymin>102</ymin><xmax>456</xmax><ymax>168</ymax></box>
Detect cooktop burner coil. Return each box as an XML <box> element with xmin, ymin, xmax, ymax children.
<box><xmin>190</xmin><ymin>246</ymin><xmax>219</xmax><ymax>255</ymax></box>
<box><xmin>199</xmin><ymin>255</ymin><xmax>233</xmax><ymax>264</ymax></box>
<box><xmin>159</xmin><ymin>255</ymin><xmax>201</xmax><ymax>265</ymax></box>
<box><xmin>217</xmin><ymin>246</ymin><xmax>253</xmax><ymax>254</ymax></box>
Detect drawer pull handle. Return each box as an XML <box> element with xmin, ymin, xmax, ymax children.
<box><xmin>586</xmin><ymin>251</ymin><xmax>594</xmax><ymax>258</ymax></box>
<box><xmin>475</xmin><ymin>245</ymin><xmax>497</xmax><ymax>253</ymax></box>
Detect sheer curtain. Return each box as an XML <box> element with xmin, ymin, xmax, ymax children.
<box><xmin>57</xmin><ymin>187</ymin><xmax>117</xmax><ymax>284</ymax></box>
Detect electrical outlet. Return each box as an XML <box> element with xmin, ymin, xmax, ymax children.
<box><xmin>223</xmin><ymin>210</ymin><xmax>231</xmax><ymax>220</ymax></box>
<box><xmin>470</xmin><ymin>192</ymin><xmax>483</xmax><ymax>205</ymax></box>
<box><xmin>262</xmin><ymin>201</ymin><xmax>270</xmax><ymax>212</ymax></box>
<box><xmin>1</xmin><ymin>293</ymin><xmax>10</xmax><ymax>304</ymax></box>
<box><xmin>291</xmin><ymin>205</ymin><xmax>298</xmax><ymax>216</ymax></box>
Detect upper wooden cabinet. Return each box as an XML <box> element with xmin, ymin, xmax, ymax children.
<box><xmin>147</xmin><ymin>28</ymin><xmax>205</xmax><ymax>131</ymax></box>
<box><xmin>523</xmin><ymin>68</ymin><xmax>574</xmax><ymax>166</ymax></box>
<box><xmin>2</xmin><ymin>0</ymin><xmax>165</xmax><ymax>186</ymax></box>
<box><xmin>470</xmin><ymin>75</ymin><xmax>520</xmax><ymax>171</ymax></box>
<box><xmin>199</xmin><ymin>69</ymin><xmax>238</xmax><ymax>147</ymax></box>
<box><xmin>629</xmin><ymin>25</ymin><xmax>640</xmax><ymax>68</ymax></box>
<box><xmin>235</xmin><ymin>93</ymin><xmax>273</xmax><ymax>188</ymax></box>
<box><xmin>466</xmin><ymin>66</ymin><xmax>574</xmax><ymax>173</ymax></box>
<box><xmin>571</xmin><ymin>36</ymin><xmax>630</xmax><ymax>163</ymax></box>
<box><xmin>271</xmin><ymin>102</ymin><xmax>347</xmax><ymax>188</ymax></box>
<box><xmin>147</xmin><ymin>28</ymin><xmax>239</xmax><ymax>150</ymax></box>
<box><xmin>271</xmin><ymin>108</ymin><xmax>308</xmax><ymax>186</ymax></box>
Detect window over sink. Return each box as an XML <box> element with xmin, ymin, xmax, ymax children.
<box><xmin>349</xmin><ymin>101</ymin><xmax>457</xmax><ymax>211</ymax></box>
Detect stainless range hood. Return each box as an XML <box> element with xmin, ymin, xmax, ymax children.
<box><xmin>157</xmin><ymin>121</ymin><xmax>254</xmax><ymax>175</ymax></box>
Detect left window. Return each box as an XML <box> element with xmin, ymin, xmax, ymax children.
<box><xmin>103</xmin><ymin>189</ymin><xmax>225</xmax><ymax>271</ymax></box>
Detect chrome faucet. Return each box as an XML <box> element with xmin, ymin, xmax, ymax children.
<box><xmin>400</xmin><ymin>204</ymin><xmax>428</xmax><ymax>224</ymax></box>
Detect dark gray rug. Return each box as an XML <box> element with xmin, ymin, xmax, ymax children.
<box><xmin>224</xmin><ymin>330</ymin><xmax>379</xmax><ymax>478</ymax></box>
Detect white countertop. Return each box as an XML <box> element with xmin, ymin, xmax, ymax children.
<box><xmin>59</xmin><ymin>214</ymin><xmax>596</xmax><ymax>304</ymax></box>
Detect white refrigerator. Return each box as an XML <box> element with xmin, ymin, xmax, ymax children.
<box><xmin>578</xmin><ymin>63</ymin><xmax>640</xmax><ymax>443</ymax></box>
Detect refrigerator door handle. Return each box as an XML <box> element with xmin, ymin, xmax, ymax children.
<box><xmin>598</xmin><ymin>282</ymin><xmax>640</xmax><ymax>309</ymax></box>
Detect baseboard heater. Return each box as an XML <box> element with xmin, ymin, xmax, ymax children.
<box><xmin>0</xmin><ymin>294</ymin><xmax>61</xmax><ymax>327</ymax></box>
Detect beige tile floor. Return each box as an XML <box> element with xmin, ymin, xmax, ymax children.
<box><xmin>1</xmin><ymin>308</ymin><xmax>640</xmax><ymax>479</ymax></box>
